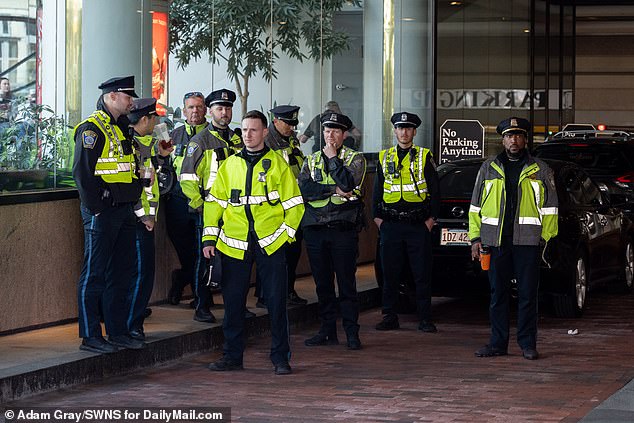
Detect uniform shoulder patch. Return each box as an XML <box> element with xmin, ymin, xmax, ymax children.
<box><xmin>186</xmin><ymin>142</ymin><xmax>199</xmax><ymax>157</ymax></box>
<box><xmin>82</xmin><ymin>130</ymin><xmax>98</xmax><ymax>149</ymax></box>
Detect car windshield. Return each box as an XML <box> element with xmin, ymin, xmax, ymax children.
<box><xmin>438</xmin><ymin>163</ymin><xmax>480</xmax><ymax>198</ymax></box>
<box><xmin>534</xmin><ymin>144</ymin><xmax>633</xmax><ymax>173</ymax></box>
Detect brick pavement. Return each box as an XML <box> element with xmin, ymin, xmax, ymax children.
<box><xmin>6</xmin><ymin>291</ymin><xmax>634</xmax><ymax>422</ymax></box>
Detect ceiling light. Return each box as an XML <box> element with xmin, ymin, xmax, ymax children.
<box><xmin>450</xmin><ymin>1</ymin><xmax>462</xmax><ymax>6</ymax></box>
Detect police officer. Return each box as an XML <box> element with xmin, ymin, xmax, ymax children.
<box><xmin>470</xmin><ymin>117</ymin><xmax>558</xmax><ymax>360</ymax></box>
<box><xmin>72</xmin><ymin>76</ymin><xmax>145</xmax><ymax>353</ymax></box>
<box><xmin>298</xmin><ymin>112</ymin><xmax>366</xmax><ymax>350</ymax></box>
<box><xmin>164</xmin><ymin>91</ymin><xmax>209</xmax><ymax>306</ymax></box>
<box><xmin>180</xmin><ymin>89</ymin><xmax>243</xmax><ymax>323</ymax></box>
<box><xmin>264</xmin><ymin>105</ymin><xmax>308</xmax><ymax>306</ymax></box>
<box><xmin>126</xmin><ymin>98</ymin><xmax>172</xmax><ymax>341</ymax></box>
<box><xmin>374</xmin><ymin>112</ymin><xmax>440</xmax><ymax>333</ymax></box>
<box><xmin>202</xmin><ymin>110</ymin><xmax>304</xmax><ymax>375</ymax></box>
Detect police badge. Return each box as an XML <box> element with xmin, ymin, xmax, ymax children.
<box><xmin>82</xmin><ymin>130</ymin><xmax>98</xmax><ymax>149</ymax></box>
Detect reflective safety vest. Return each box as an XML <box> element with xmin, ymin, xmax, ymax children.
<box><xmin>81</xmin><ymin>110</ymin><xmax>137</xmax><ymax>184</ymax></box>
<box><xmin>468</xmin><ymin>156</ymin><xmax>559</xmax><ymax>246</ymax></box>
<box><xmin>379</xmin><ymin>146</ymin><xmax>429</xmax><ymax>203</ymax></box>
<box><xmin>179</xmin><ymin>129</ymin><xmax>235</xmax><ymax>210</ymax></box>
<box><xmin>202</xmin><ymin>149</ymin><xmax>305</xmax><ymax>260</ymax></box>
<box><xmin>171</xmin><ymin>122</ymin><xmax>209</xmax><ymax>176</ymax></box>
<box><xmin>133</xmin><ymin>134</ymin><xmax>159</xmax><ymax>220</ymax></box>
<box><xmin>305</xmin><ymin>146</ymin><xmax>363</xmax><ymax>208</ymax></box>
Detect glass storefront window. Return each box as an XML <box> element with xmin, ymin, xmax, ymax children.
<box><xmin>168</xmin><ymin>0</ymin><xmax>435</xmax><ymax>154</ymax></box>
<box><xmin>0</xmin><ymin>0</ymin><xmax>73</xmax><ymax>194</ymax></box>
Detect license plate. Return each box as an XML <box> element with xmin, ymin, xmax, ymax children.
<box><xmin>440</xmin><ymin>228</ymin><xmax>470</xmax><ymax>246</ymax></box>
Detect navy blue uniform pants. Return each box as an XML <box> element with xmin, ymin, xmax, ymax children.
<box><xmin>164</xmin><ymin>191</ymin><xmax>211</xmax><ymax>310</ymax></box>
<box><xmin>78</xmin><ymin>203</ymin><xmax>136</xmax><ymax>338</ymax></box>
<box><xmin>488</xmin><ymin>245</ymin><xmax>541</xmax><ymax>350</ymax></box>
<box><xmin>380</xmin><ymin>221</ymin><xmax>433</xmax><ymax>321</ymax></box>
<box><xmin>255</xmin><ymin>228</ymin><xmax>303</xmax><ymax>299</ymax></box>
<box><xmin>303</xmin><ymin>227</ymin><xmax>360</xmax><ymax>338</ymax></box>
<box><xmin>220</xmin><ymin>246</ymin><xmax>290</xmax><ymax>365</ymax></box>
<box><xmin>127</xmin><ymin>221</ymin><xmax>155</xmax><ymax>332</ymax></box>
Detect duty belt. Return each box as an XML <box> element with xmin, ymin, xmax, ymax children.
<box><xmin>380</xmin><ymin>204</ymin><xmax>428</xmax><ymax>223</ymax></box>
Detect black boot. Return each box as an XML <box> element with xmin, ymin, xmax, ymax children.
<box><xmin>168</xmin><ymin>269</ymin><xmax>185</xmax><ymax>305</ymax></box>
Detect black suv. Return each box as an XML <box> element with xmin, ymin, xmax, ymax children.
<box><xmin>533</xmin><ymin>130</ymin><xmax>634</xmax><ymax>216</ymax></box>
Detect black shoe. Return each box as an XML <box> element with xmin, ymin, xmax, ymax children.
<box><xmin>522</xmin><ymin>348</ymin><xmax>539</xmax><ymax>360</ymax></box>
<box><xmin>129</xmin><ymin>328</ymin><xmax>145</xmax><ymax>341</ymax></box>
<box><xmin>418</xmin><ymin>320</ymin><xmax>438</xmax><ymax>333</ymax></box>
<box><xmin>474</xmin><ymin>344</ymin><xmax>508</xmax><ymax>357</ymax></box>
<box><xmin>168</xmin><ymin>270</ymin><xmax>184</xmax><ymax>305</ymax></box>
<box><xmin>304</xmin><ymin>333</ymin><xmax>339</xmax><ymax>346</ymax></box>
<box><xmin>80</xmin><ymin>336</ymin><xmax>119</xmax><ymax>354</ymax></box>
<box><xmin>375</xmin><ymin>317</ymin><xmax>399</xmax><ymax>331</ymax></box>
<box><xmin>108</xmin><ymin>335</ymin><xmax>146</xmax><ymax>350</ymax></box>
<box><xmin>347</xmin><ymin>336</ymin><xmax>362</xmax><ymax>350</ymax></box>
<box><xmin>287</xmin><ymin>291</ymin><xmax>308</xmax><ymax>306</ymax></box>
<box><xmin>255</xmin><ymin>299</ymin><xmax>267</xmax><ymax>309</ymax></box>
<box><xmin>208</xmin><ymin>357</ymin><xmax>244</xmax><ymax>371</ymax></box>
<box><xmin>194</xmin><ymin>309</ymin><xmax>217</xmax><ymax>323</ymax></box>
<box><xmin>274</xmin><ymin>361</ymin><xmax>293</xmax><ymax>375</ymax></box>
<box><xmin>244</xmin><ymin>309</ymin><xmax>256</xmax><ymax>319</ymax></box>
<box><xmin>143</xmin><ymin>308</ymin><xmax>152</xmax><ymax>318</ymax></box>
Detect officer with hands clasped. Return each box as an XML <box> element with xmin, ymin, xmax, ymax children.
<box><xmin>374</xmin><ymin>112</ymin><xmax>440</xmax><ymax>334</ymax></box>
<box><xmin>203</xmin><ymin>110</ymin><xmax>304</xmax><ymax>375</ymax></box>
<box><xmin>299</xmin><ymin>112</ymin><xmax>367</xmax><ymax>350</ymax></box>
<box><xmin>72</xmin><ymin>76</ymin><xmax>145</xmax><ymax>353</ymax></box>
<box><xmin>469</xmin><ymin>117</ymin><xmax>558</xmax><ymax>360</ymax></box>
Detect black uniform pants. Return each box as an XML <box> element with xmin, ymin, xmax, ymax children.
<box><xmin>126</xmin><ymin>221</ymin><xmax>155</xmax><ymax>332</ymax></box>
<box><xmin>380</xmin><ymin>221</ymin><xmax>433</xmax><ymax>322</ymax></box>
<box><xmin>488</xmin><ymin>245</ymin><xmax>540</xmax><ymax>350</ymax></box>
<box><xmin>303</xmin><ymin>226</ymin><xmax>360</xmax><ymax>338</ymax></box>
<box><xmin>164</xmin><ymin>190</ymin><xmax>211</xmax><ymax>310</ymax></box>
<box><xmin>220</xmin><ymin>247</ymin><xmax>290</xmax><ymax>365</ymax></box>
<box><xmin>78</xmin><ymin>203</ymin><xmax>136</xmax><ymax>338</ymax></box>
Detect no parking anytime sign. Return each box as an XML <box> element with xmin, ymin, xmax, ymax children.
<box><xmin>438</xmin><ymin>119</ymin><xmax>485</xmax><ymax>164</ymax></box>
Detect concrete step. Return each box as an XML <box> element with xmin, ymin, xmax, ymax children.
<box><xmin>0</xmin><ymin>265</ymin><xmax>380</xmax><ymax>403</ymax></box>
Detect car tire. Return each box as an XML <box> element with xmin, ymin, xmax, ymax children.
<box><xmin>552</xmin><ymin>252</ymin><xmax>588</xmax><ymax>318</ymax></box>
<box><xmin>616</xmin><ymin>239</ymin><xmax>634</xmax><ymax>294</ymax></box>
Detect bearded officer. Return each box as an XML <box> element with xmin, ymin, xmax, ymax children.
<box><xmin>72</xmin><ymin>76</ymin><xmax>145</xmax><ymax>353</ymax></box>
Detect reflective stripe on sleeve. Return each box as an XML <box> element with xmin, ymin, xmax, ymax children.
<box><xmin>519</xmin><ymin>217</ymin><xmax>542</xmax><ymax>225</ymax></box>
<box><xmin>541</xmin><ymin>207</ymin><xmax>558</xmax><ymax>215</ymax></box>
<box><xmin>281</xmin><ymin>195</ymin><xmax>304</xmax><ymax>210</ymax></box>
<box><xmin>219</xmin><ymin>230</ymin><xmax>249</xmax><ymax>251</ymax></box>
<box><xmin>179</xmin><ymin>173</ymin><xmax>199</xmax><ymax>182</ymax></box>
<box><xmin>481</xmin><ymin>216</ymin><xmax>499</xmax><ymax>225</ymax></box>
<box><xmin>469</xmin><ymin>205</ymin><xmax>481</xmax><ymax>213</ymax></box>
<box><xmin>203</xmin><ymin>226</ymin><xmax>220</xmax><ymax>237</ymax></box>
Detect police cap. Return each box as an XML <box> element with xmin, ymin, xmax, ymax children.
<box><xmin>391</xmin><ymin>112</ymin><xmax>421</xmax><ymax>128</ymax></box>
<box><xmin>270</xmin><ymin>105</ymin><xmax>300</xmax><ymax>126</ymax></box>
<box><xmin>98</xmin><ymin>75</ymin><xmax>138</xmax><ymax>98</ymax></box>
<box><xmin>320</xmin><ymin>112</ymin><xmax>352</xmax><ymax>131</ymax></box>
<box><xmin>496</xmin><ymin>117</ymin><xmax>531</xmax><ymax>135</ymax></box>
<box><xmin>128</xmin><ymin>98</ymin><xmax>157</xmax><ymax>122</ymax></box>
<box><xmin>205</xmin><ymin>89</ymin><xmax>236</xmax><ymax>107</ymax></box>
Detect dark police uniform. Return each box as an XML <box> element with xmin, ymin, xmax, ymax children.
<box><xmin>126</xmin><ymin>98</ymin><xmax>160</xmax><ymax>341</ymax></box>
<box><xmin>374</xmin><ymin>112</ymin><xmax>440</xmax><ymax>333</ymax></box>
<box><xmin>469</xmin><ymin>117</ymin><xmax>558</xmax><ymax>360</ymax></box>
<box><xmin>72</xmin><ymin>76</ymin><xmax>144</xmax><ymax>353</ymax></box>
<box><xmin>298</xmin><ymin>112</ymin><xmax>366</xmax><ymax>350</ymax></box>
<box><xmin>165</xmin><ymin>93</ymin><xmax>209</xmax><ymax>306</ymax></box>
<box><xmin>264</xmin><ymin>105</ymin><xmax>307</xmax><ymax>306</ymax></box>
<box><xmin>179</xmin><ymin>89</ymin><xmax>242</xmax><ymax>323</ymax></box>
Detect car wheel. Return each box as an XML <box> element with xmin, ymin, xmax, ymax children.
<box><xmin>552</xmin><ymin>252</ymin><xmax>587</xmax><ymax>318</ymax></box>
<box><xmin>617</xmin><ymin>239</ymin><xmax>634</xmax><ymax>293</ymax></box>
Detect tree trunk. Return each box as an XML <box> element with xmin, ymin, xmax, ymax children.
<box><xmin>234</xmin><ymin>74</ymin><xmax>250</xmax><ymax>119</ymax></box>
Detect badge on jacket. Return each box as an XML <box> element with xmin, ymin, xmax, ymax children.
<box><xmin>186</xmin><ymin>142</ymin><xmax>199</xmax><ymax>157</ymax></box>
<box><xmin>82</xmin><ymin>130</ymin><xmax>98</xmax><ymax>149</ymax></box>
